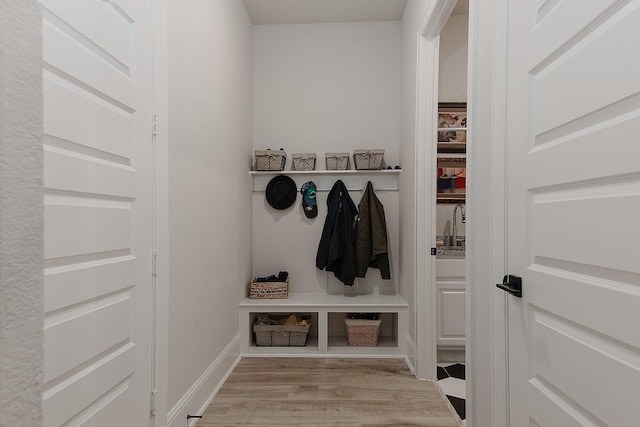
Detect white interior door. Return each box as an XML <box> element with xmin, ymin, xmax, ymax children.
<box><xmin>42</xmin><ymin>0</ymin><xmax>153</xmax><ymax>425</ymax></box>
<box><xmin>504</xmin><ymin>1</ymin><xmax>640</xmax><ymax>425</ymax></box>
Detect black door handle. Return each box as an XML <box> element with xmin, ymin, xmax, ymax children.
<box><xmin>496</xmin><ymin>275</ymin><xmax>522</xmax><ymax>298</ymax></box>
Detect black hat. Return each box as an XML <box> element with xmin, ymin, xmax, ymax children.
<box><xmin>265</xmin><ymin>175</ymin><xmax>297</xmax><ymax>210</ymax></box>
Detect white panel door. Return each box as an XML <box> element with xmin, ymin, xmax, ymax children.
<box><xmin>504</xmin><ymin>1</ymin><xmax>640</xmax><ymax>425</ymax></box>
<box><xmin>41</xmin><ymin>0</ymin><xmax>153</xmax><ymax>426</ymax></box>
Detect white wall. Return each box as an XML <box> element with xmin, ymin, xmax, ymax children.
<box><xmin>0</xmin><ymin>1</ymin><xmax>43</xmax><ymax>425</ymax></box>
<box><xmin>252</xmin><ymin>22</ymin><xmax>401</xmax><ymax>294</ymax></box>
<box><xmin>166</xmin><ymin>0</ymin><xmax>253</xmax><ymax>418</ymax></box>
<box><xmin>436</xmin><ymin>204</ymin><xmax>466</xmax><ymax>237</ymax></box>
<box><xmin>253</xmin><ymin>22</ymin><xmax>401</xmax><ymax>168</ymax></box>
<box><xmin>252</xmin><ymin>184</ymin><xmax>400</xmax><ymax>294</ymax></box>
<box><xmin>438</xmin><ymin>14</ymin><xmax>468</xmax><ymax>102</ymax></box>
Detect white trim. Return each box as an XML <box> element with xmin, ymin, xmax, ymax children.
<box><xmin>414</xmin><ymin>0</ymin><xmax>458</xmax><ymax>381</ymax></box>
<box><xmin>405</xmin><ymin>334</ymin><xmax>417</xmax><ymax>375</ymax></box>
<box><xmin>419</xmin><ymin>0</ymin><xmax>459</xmax><ymax>38</ymax></box>
<box><xmin>466</xmin><ymin>0</ymin><xmax>509</xmax><ymax>425</ymax></box>
<box><xmin>166</xmin><ymin>334</ymin><xmax>241</xmax><ymax>427</ymax></box>
<box><xmin>489</xmin><ymin>0</ymin><xmax>509</xmax><ymax>424</ymax></box>
<box><xmin>153</xmin><ymin>1</ymin><xmax>170</xmax><ymax>425</ymax></box>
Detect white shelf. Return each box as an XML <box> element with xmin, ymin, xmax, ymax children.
<box><xmin>250</xmin><ymin>170</ymin><xmax>401</xmax><ymax>192</ymax></box>
<box><xmin>246</xmin><ymin>335</ymin><xmax>320</xmax><ymax>356</ymax></box>
<box><xmin>239</xmin><ymin>292</ymin><xmax>408</xmax><ymax>358</ymax></box>
<box><xmin>249</xmin><ymin>169</ymin><xmax>401</xmax><ymax>175</ymax></box>
<box><xmin>327</xmin><ymin>335</ymin><xmax>403</xmax><ymax>357</ymax></box>
<box><xmin>240</xmin><ymin>292</ymin><xmax>408</xmax><ymax>311</ymax></box>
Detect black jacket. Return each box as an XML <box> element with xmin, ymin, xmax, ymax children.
<box><xmin>355</xmin><ymin>181</ymin><xmax>391</xmax><ymax>279</ymax></box>
<box><xmin>316</xmin><ymin>180</ymin><xmax>359</xmax><ymax>285</ymax></box>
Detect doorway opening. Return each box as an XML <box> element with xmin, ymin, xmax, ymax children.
<box><xmin>414</xmin><ymin>0</ymin><xmax>470</xmax><ymax>425</ymax></box>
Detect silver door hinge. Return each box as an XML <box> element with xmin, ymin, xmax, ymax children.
<box><xmin>150</xmin><ymin>389</ymin><xmax>158</xmax><ymax>415</ymax></box>
<box><xmin>152</xmin><ymin>251</ymin><xmax>159</xmax><ymax>276</ymax></box>
<box><xmin>152</xmin><ymin>114</ymin><xmax>159</xmax><ymax>135</ymax></box>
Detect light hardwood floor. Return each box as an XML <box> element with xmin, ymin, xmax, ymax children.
<box><xmin>195</xmin><ymin>358</ymin><xmax>460</xmax><ymax>427</ymax></box>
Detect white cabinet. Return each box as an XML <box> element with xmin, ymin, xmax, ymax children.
<box><xmin>239</xmin><ymin>292</ymin><xmax>408</xmax><ymax>357</ymax></box>
<box><xmin>436</xmin><ymin>258</ymin><xmax>466</xmax><ymax>348</ymax></box>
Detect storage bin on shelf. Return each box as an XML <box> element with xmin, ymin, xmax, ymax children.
<box><xmin>325</xmin><ymin>152</ymin><xmax>350</xmax><ymax>170</ymax></box>
<box><xmin>353</xmin><ymin>149</ymin><xmax>385</xmax><ymax>170</ymax></box>
<box><xmin>253</xmin><ymin>314</ymin><xmax>311</xmax><ymax>346</ymax></box>
<box><xmin>345</xmin><ymin>314</ymin><xmax>381</xmax><ymax>347</ymax></box>
<box><xmin>291</xmin><ymin>153</ymin><xmax>316</xmax><ymax>171</ymax></box>
<box><xmin>254</xmin><ymin>149</ymin><xmax>287</xmax><ymax>171</ymax></box>
<box><xmin>249</xmin><ymin>277</ymin><xmax>288</xmax><ymax>299</ymax></box>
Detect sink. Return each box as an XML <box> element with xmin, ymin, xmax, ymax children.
<box><xmin>436</xmin><ymin>235</ymin><xmax>465</xmax><ymax>256</ymax></box>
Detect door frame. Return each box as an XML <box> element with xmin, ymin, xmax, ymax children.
<box><xmin>414</xmin><ymin>0</ymin><xmax>510</xmax><ymax>426</ymax></box>
<box><xmin>413</xmin><ymin>0</ymin><xmax>458</xmax><ymax>381</ymax></box>
<box><xmin>152</xmin><ymin>0</ymin><xmax>170</xmax><ymax>425</ymax></box>
<box><xmin>466</xmin><ymin>0</ymin><xmax>509</xmax><ymax>425</ymax></box>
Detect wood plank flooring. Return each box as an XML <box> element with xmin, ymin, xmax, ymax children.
<box><xmin>195</xmin><ymin>358</ymin><xmax>460</xmax><ymax>427</ymax></box>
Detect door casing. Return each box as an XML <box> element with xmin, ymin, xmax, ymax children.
<box><xmin>415</xmin><ymin>0</ymin><xmax>512</xmax><ymax>426</ymax></box>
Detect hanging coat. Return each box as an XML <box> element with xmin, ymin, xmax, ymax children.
<box><xmin>316</xmin><ymin>180</ymin><xmax>358</xmax><ymax>286</ymax></box>
<box><xmin>355</xmin><ymin>181</ymin><xmax>391</xmax><ymax>279</ymax></box>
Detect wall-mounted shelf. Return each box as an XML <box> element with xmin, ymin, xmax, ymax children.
<box><xmin>250</xmin><ymin>169</ymin><xmax>401</xmax><ymax>192</ymax></box>
<box><xmin>436</xmin><ymin>193</ymin><xmax>466</xmax><ymax>203</ymax></box>
<box><xmin>437</xmin><ymin>142</ymin><xmax>466</xmax><ymax>153</ymax></box>
<box><xmin>249</xmin><ymin>169</ymin><xmax>401</xmax><ymax>176</ymax></box>
<box><xmin>437</xmin><ymin>156</ymin><xmax>466</xmax><ymax>168</ymax></box>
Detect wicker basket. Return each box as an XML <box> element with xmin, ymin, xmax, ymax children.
<box><xmin>254</xmin><ymin>321</ymin><xmax>311</xmax><ymax>346</ymax></box>
<box><xmin>325</xmin><ymin>153</ymin><xmax>350</xmax><ymax>170</ymax></box>
<box><xmin>255</xmin><ymin>150</ymin><xmax>287</xmax><ymax>171</ymax></box>
<box><xmin>249</xmin><ymin>278</ymin><xmax>288</xmax><ymax>299</ymax></box>
<box><xmin>291</xmin><ymin>153</ymin><xmax>316</xmax><ymax>171</ymax></box>
<box><xmin>353</xmin><ymin>149</ymin><xmax>385</xmax><ymax>170</ymax></box>
<box><xmin>345</xmin><ymin>318</ymin><xmax>381</xmax><ymax>347</ymax></box>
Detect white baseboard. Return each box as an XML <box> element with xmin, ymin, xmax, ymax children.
<box><xmin>405</xmin><ymin>334</ymin><xmax>417</xmax><ymax>375</ymax></box>
<box><xmin>167</xmin><ymin>334</ymin><xmax>241</xmax><ymax>427</ymax></box>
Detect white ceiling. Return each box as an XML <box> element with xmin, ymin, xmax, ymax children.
<box><xmin>243</xmin><ymin>0</ymin><xmax>409</xmax><ymax>25</ymax></box>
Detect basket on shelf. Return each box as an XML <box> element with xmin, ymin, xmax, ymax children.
<box><xmin>325</xmin><ymin>153</ymin><xmax>350</xmax><ymax>170</ymax></box>
<box><xmin>353</xmin><ymin>149</ymin><xmax>385</xmax><ymax>170</ymax></box>
<box><xmin>249</xmin><ymin>277</ymin><xmax>288</xmax><ymax>299</ymax></box>
<box><xmin>254</xmin><ymin>150</ymin><xmax>287</xmax><ymax>171</ymax></box>
<box><xmin>345</xmin><ymin>318</ymin><xmax>381</xmax><ymax>347</ymax></box>
<box><xmin>291</xmin><ymin>153</ymin><xmax>316</xmax><ymax>171</ymax></box>
<box><xmin>253</xmin><ymin>316</ymin><xmax>311</xmax><ymax>346</ymax></box>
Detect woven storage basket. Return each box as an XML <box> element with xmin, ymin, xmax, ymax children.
<box><xmin>249</xmin><ymin>278</ymin><xmax>288</xmax><ymax>299</ymax></box>
<box><xmin>353</xmin><ymin>149</ymin><xmax>385</xmax><ymax>170</ymax></box>
<box><xmin>253</xmin><ymin>322</ymin><xmax>311</xmax><ymax>346</ymax></box>
<box><xmin>325</xmin><ymin>153</ymin><xmax>350</xmax><ymax>170</ymax></box>
<box><xmin>291</xmin><ymin>153</ymin><xmax>316</xmax><ymax>171</ymax></box>
<box><xmin>345</xmin><ymin>318</ymin><xmax>381</xmax><ymax>347</ymax></box>
<box><xmin>254</xmin><ymin>150</ymin><xmax>287</xmax><ymax>171</ymax></box>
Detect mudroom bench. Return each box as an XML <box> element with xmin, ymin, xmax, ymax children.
<box><xmin>239</xmin><ymin>292</ymin><xmax>408</xmax><ymax>357</ymax></box>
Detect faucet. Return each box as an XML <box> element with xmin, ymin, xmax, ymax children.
<box><xmin>452</xmin><ymin>203</ymin><xmax>466</xmax><ymax>247</ymax></box>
